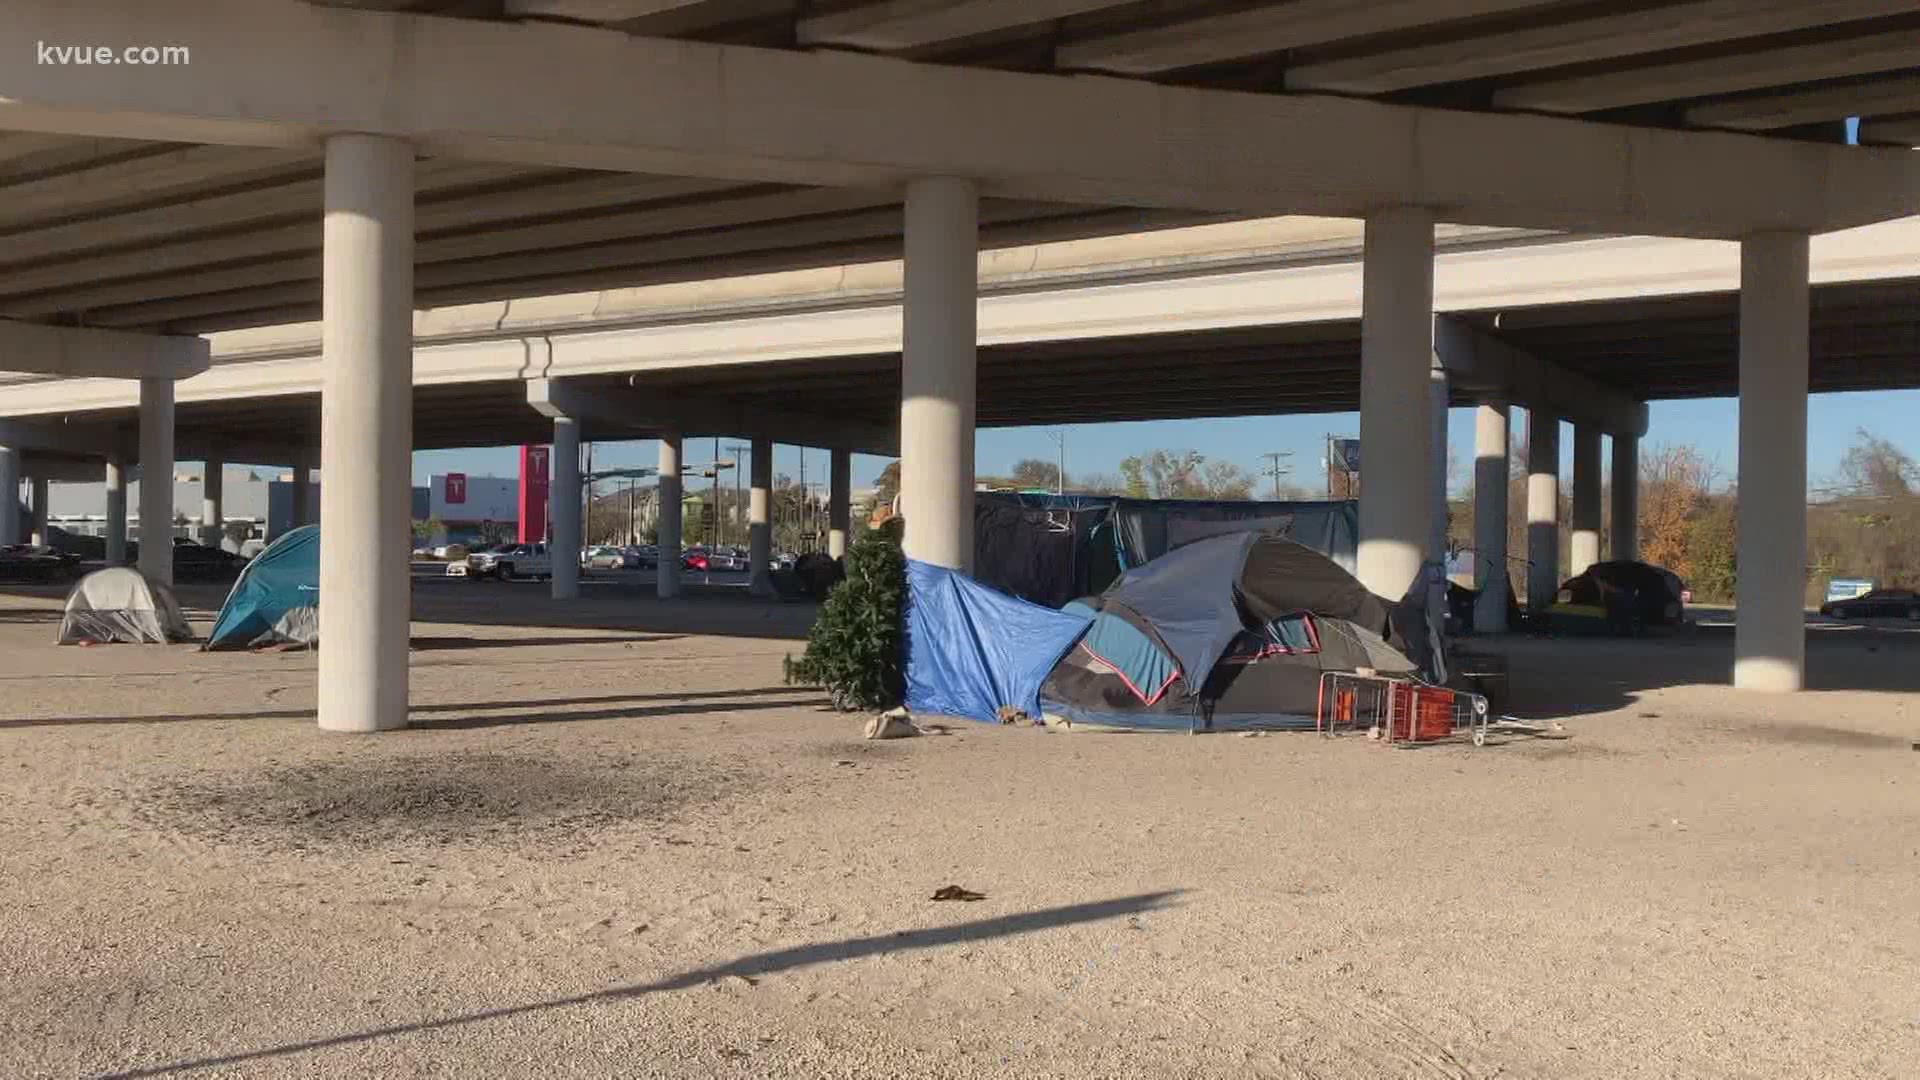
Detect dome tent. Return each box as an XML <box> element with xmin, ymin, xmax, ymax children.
<box><xmin>57</xmin><ymin>567</ymin><xmax>193</xmax><ymax>645</ymax></box>
<box><xmin>205</xmin><ymin>525</ymin><xmax>319</xmax><ymax>650</ymax></box>
<box><xmin>1039</xmin><ymin>532</ymin><xmax>1425</xmax><ymax>732</ymax></box>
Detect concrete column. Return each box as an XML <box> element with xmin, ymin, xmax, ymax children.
<box><xmin>1525</xmin><ymin>408</ymin><xmax>1560</xmax><ymax>611</ymax></box>
<box><xmin>550</xmin><ymin>416</ymin><xmax>581</xmax><ymax>600</ymax></box>
<box><xmin>29</xmin><ymin>475</ymin><xmax>49</xmax><ymax>546</ymax></box>
<box><xmin>1355</xmin><ymin>206</ymin><xmax>1435</xmax><ymax>600</ymax></box>
<box><xmin>289</xmin><ymin>459</ymin><xmax>311</xmax><ymax>528</ymax></box>
<box><xmin>899</xmin><ymin>175</ymin><xmax>978</xmax><ymax>572</ymax></box>
<box><xmin>1428</xmin><ymin>365</ymin><xmax>1449</xmax><ymax>569</ymax></box>
<box><xmin>1569</xmin><ymin>425</ymin><xmax>1602</xmax><ymax>577</ymax></box>
<box><xmin>1735</xmin><ymin>231</ymin><xmax>1811</xmax><ymax>693</ymax></box>
<box><xmin>201</xmin><ymin>456</ymin><xmax>224</xmax><ymax>548</ymax></box>
<box><xmin>0</xmin><ymin>446</ymin><xmax>16</xmax><ymax>545</ymax></box>
<box><xmin>1472</xmin><ymin>402</ymin><xmax>1511</xmax><ymax>633</ymax></box>
<box><xmin>104</xmin><ymin>454</ymin><xmax>128</xmax><ymax>564</ymax></box>
<box><xmin>829</xmin><ymin>447</ymin><xmax>852</xmax><ymax>560</ymax></box>
<box><xmin>1611</xmin><ymin>432</ymin><xmax>1639</xmax><ymax>561</ymax></box>
<box><xmin>317</xmin><ymin>133</ymin><xmax>414</xmax><ymax>733</ymax></box>
<box><xmin>138</xmin><ymin>376</ymin><xmax>175</xmax><ymax>586</ymax></box>
<box><xmin>657</xmin><ymin>433</ymin><xmax>682</xmax><ymax>599</ymax></box>
<box><xmin>748</xmin><ymin>436</ymin><xmax>773</xmax><ymax>597</ymax></box>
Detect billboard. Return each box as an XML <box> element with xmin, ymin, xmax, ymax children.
<box><xmin>518</xmin><ymin>445</ymin><xmax>551</xmax><ymax>543</ymax></box>
<box><xmin>428</xmin><ymin>474</ymin><xmax>516</xmax><ymax>523</ymax></box>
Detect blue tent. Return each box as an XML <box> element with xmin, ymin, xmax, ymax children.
<box><xmin>905</xmin><ymin>559</ymin><xmax>1093</xmax><ymax>724</ymax></box>
<box><xmin>205</xmin><ymin>525</ymin><xmax>319</xmax><ymax>650</ymax></box>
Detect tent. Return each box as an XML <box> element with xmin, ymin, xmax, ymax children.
<box><xmin>57</xmin><ymin>567</ymin><xmax>193</xmax><ymax>645</ymax></box>
<box><xmin>1039</xmin><ymin>533</ymin><xmax>1422</xmax><ymax>732</ymax></box>
<box><xmin>904</xmin><ymin>559</ymin><xmax>1094</xmax><ymax>724</ymax></box>
<box><xmin>205</xmin><ymin>525</ymin><xmax>319</xmax><ymax>650</ymax></box>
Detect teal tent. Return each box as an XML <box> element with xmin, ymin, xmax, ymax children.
<box><xmin>205</xmin><ymin>525</ymin><xmax>319</xmax><ymax>650</ymax></box>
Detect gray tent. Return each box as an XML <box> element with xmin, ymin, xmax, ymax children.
<box><xmin>58</xmin><ymin>567</ymin><xmax>193</xmax><ymax>645</ymax></box>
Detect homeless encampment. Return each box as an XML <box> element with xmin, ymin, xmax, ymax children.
<box><xmin>205</xmin><ymin>525</ymin><xmax>319</xmax><ymax>649</ymax></box>
<box><xmin>973</xmin><ymin>491</ymin><xmax>1359</xmax><ymax>608</ymax></box>
<box><xmin>1038</xmin><ymin>532</ymin><xmax>1423</xmax><ymax>731</ymax></box>
<box><xmin>57</xmin><ymin>567</ymin><xmax>193</xmax><ymax>644</ymax></box>
<box><xmin>904</xmin><ymin>528</ymin><xmax>1434</xmax><ymax>733</ymax></box>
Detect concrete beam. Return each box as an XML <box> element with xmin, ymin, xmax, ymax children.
<box><xmin>0</xmin><ymin>184</ymin><xmax>871</xmax><ymax>319</ymax></box>
<box><xmin>20</xmin><ymin>453</ymin><xmax>107</xmax><ymax>483</ymax></box>
<box><xmin>1435</xmin><ymin>316</ymin><xmax>1647</xmax><ymax>437</ymax></box>
<box><xmin>0</xmin><ymin>159</ymin><xmax>526</xmax><ymax>268</ymax></box>
<box><xmin>0</xmin><ymin>144</ymin><xmax>315</xmax><ymax>228</ymax></box>
<box><xmin>1859</xmin><ymin>118</ymin><xmax>1920</xmax><ymax>148</ymax></box>
<box><xmin>0</xmin><ymin>173</ymin><xmax>729</xmax><ymax>301</ymax></box>
<box><xmin>526</xmin><ymin>377</ymin><xmax>896</xmax><ymax>455</ymax></box>
<box><xmin>1494</xmin><ymin>31</ymin><xmax>1920</xmax><ymax>115</ymax></box>
<box><xmin>505</xmin><ymin>0</ymin><xmax>712</xmax><ymax>19</ymax></box>
<box><xmin>799</xmin><ymin>0</ymin><xmax>1124</xmax><ymax>51</ymax></box>
<box><xmin>0</xmin><ymin>417</ymin><xmax>132</xmax><ymax>458</ymax></box>
<box><xmin>1</xmin><ymin>0</ymin><xmax>1914</xmax><ymax>238</ymax></box>
<box><xmin>1685</xmin><ymin>74</ymin><xmax>1920</xmax><ymax>133</ymax></box>
<box><xmin>1059</xmin><ymin>0</ymin><xmax>1554</xmax><ymax>76</ymax></box>
<box><xmin>0</xmin><ymin>320</ymin><xmax>210</xmax><ymax>379</ymax></box>
<box><xmin>1287</xmin><ymin>0</ymin><xmax>1912</xmax><ymax>94</ymax></box>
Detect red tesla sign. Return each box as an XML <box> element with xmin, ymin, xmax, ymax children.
<box><xmin>445</xmin><ymin>472</ymin><xmax>467</xmax><ymax>505</ymax></box>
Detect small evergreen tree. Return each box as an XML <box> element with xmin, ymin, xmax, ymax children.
<box><xmin>784</xmin><ymin>518</ymin><xmax>907</xmax><ymax>711</ymax></box>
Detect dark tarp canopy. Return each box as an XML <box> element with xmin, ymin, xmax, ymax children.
<box><xmin>972</xmin><ymin>492</ymin><xmax>1359</xmax><ymax>609</ymax></box>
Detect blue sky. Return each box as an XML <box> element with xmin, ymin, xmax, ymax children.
<box><xmin>409</xmin><ymin>388</ymin><xmax>1920</xmax><ymax>498</ymax></box>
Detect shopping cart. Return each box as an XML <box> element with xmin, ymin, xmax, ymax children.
<box><xmin>1316</xmin><ymin>672</ymin><xmax>1492</xmax><ymax>746</ymax></box>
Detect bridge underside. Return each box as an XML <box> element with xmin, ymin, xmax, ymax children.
<box><xmin>23</xmin><ymin>273</ymin><xmax>1911</xmax><ymax>460</ymax></box>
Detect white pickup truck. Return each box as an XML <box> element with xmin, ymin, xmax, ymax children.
<box><xmin>447</xmin><ymin>542</ymin><xmax>554</xmax><ymax>582</ymax></box>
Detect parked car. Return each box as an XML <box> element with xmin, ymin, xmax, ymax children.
<box><xmin>1819</xmin><ymin>587</ymin><xmax>1920</xmax><ymax>621</ymax></box>
<box><xmin>448</xmin><ymin>542</ymin><xmax>553</xmax><ymax>581</ymax></box>
<box><xmin>1548</xmin><ymin>560</ymin><xmax>1687</xmax><ymax>635</ymax></box>
<box><xmin>582</xmin><ymin>545</ymin><xmax>631</xmax><ymax>570</ymax></box>
<box><xmin>705</xmin><ymin>547</ymin><xmax>749</xmax><ymax>572</ymax></box>
<box><xmin>682</xmin><ymin>548</ymin><xmax>709</xmax><ymax>572</ymax></box>
<box><xmin>0</xmin><ymin>544</ymin><xmax>83</xmax><ymax>583</ymax></box>
<box><xmin>170</xmin><ymin>541</ymin><xmax>249</xmax><ymax>581</ymax></box>
<box><xmin>627</xmin><ymin>545</ymin><xmax>658</xmax><ymax>570</ymax></box>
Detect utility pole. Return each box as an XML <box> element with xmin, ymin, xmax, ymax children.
<box><xmin>1260</xmin><ymin>451</ymin><xmax>1294</xmax><ymax>500</ymax></box>
<box><xmin>727</xmin><ymin>442</ymin><xmax>749</xmax><ymax>550</ymax></box>
<box><xmin>1047</xmin><ymin>429</ymin><xmax>1067</xmax><ymax>494</ymax></box>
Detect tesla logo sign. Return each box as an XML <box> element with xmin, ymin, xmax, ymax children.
<box><xmin>445</xmin><ymin>473</ymin><xmax>467</xmax><ymax>504</ymax></box>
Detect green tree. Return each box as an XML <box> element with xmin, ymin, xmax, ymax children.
<box><xmin>872</xmin><ymin>461</ymin><xmax>901</xmax><ymax>507</ymax></box>
<box><xmin>1686</xmin><ymin>498</ymin><xmax>1739</xmax><ymax>603</ymax></box>
<box><xmin>784</xmin><ymin>518</ymin><xmax>907</xmax><ymax>711</ymax></box>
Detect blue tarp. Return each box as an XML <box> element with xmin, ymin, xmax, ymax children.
<box><xmin>906</xmin><ymin>559</ymin><xmax>1093</xmax><ymax>723</ymax></box>
<box><xmin>205</xmin><ymin>525</ymin><xmax>319</xmax><ymax>649</ymax></box>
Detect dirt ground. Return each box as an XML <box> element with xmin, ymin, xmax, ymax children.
<box><xmin>2</xmin><ymin>578</ymin><xmax>1916</xmax><ymax>1078</ymax></box>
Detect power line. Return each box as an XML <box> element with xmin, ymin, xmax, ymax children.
<box><xmin>1259</xmin><ymin>451</ymin><xmax>1293</xmax><ymax>499</ymax></box>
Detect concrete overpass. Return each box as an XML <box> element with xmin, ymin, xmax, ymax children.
<box><xmin>5</xmin><ymin>0</ymin><xmax>1920</xmax><ymax>729</ymax></box>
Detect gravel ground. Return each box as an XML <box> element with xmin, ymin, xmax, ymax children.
<box><xmin>1</xmin><ymin>580</ymin><xmax>1916</xmax><ymax>1078</ymax></box>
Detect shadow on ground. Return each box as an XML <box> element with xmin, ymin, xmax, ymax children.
<box><xmin>0</xmin><ymin>686</ymin><xmax>816</xmax><ymax>731</ymax></box>
<box><xmin>1474</xmin><ymin>619</ymin><xmax>1920</xmax><ymax>719</ymax></box>
<box><xmin>99</xmin><ymin>891</ymin><xmax>1183</xmax><ymax>1079</ymax></box>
